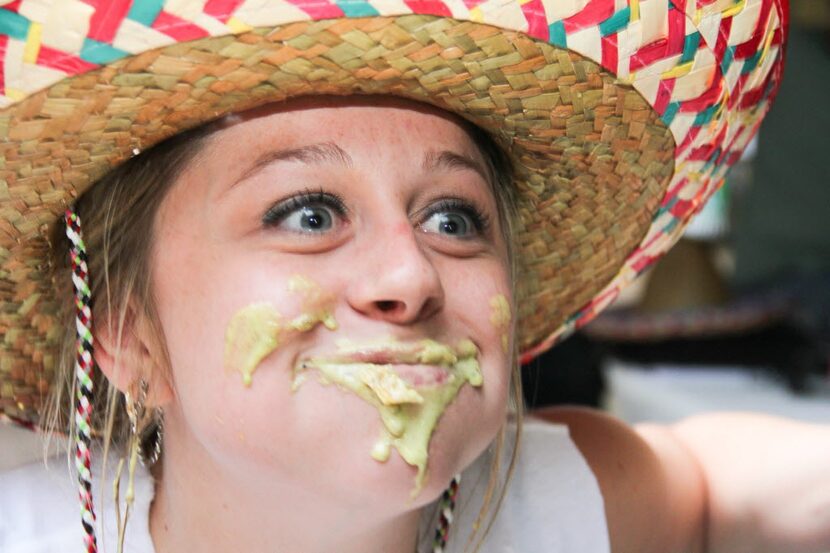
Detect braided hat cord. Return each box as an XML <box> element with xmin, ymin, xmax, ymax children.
<box><xmin>65</xmin><ymin>209</ymin><xmax>99</xmax><ymax>553</ymax></box>
<box><xmin>432</xmin><ymin>474</ymin><xmax>460</xmax><ymax>553</ymax></box>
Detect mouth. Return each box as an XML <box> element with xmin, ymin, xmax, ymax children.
<box><xmin>315</xmin><ymin>340</ymin><xmax>460</xmax><ymax>366</ymax></box>
<box><xmin>297</xmin><ymin>339</ymin><xmax>478</xmax><ymax>401</ymax></box>
<box><xmin>291</xmin><ymin>337</ymin><xmax>483</xmax><ymax>495</ymax></box>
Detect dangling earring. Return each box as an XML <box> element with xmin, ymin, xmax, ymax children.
<box><xmin>139</xmin><ymin>406</ymin><xmax>163</xmax><ymax>467</ymax></box>
<box><xmin>114</xmin><ymin>379</ymin><xmax>159</xmax><ymax>553</ymax></box>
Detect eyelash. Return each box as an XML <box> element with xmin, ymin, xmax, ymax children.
<box><xmin>420</xmin><ymin>197</ymin><xmax>492</xmax><ymax>236</ymax></box>
<box><xmin>261</xmin><ymin>189</ymin><xmax>348</xmax><ymax>227</ymax></box>
<box><xmin>261</xmin><ymin>191</ymin><xmax>491</xmax><ymax>237</ymax></box>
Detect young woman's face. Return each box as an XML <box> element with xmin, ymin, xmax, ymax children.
<box><xmin>151</xmin><ymin>97</ymin><xmax>513</xmax><ymax>511</ymax></box>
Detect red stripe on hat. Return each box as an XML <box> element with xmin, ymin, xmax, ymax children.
<box><xmin>601</xmin><ymin>33</ymin><xmax>618</xmax><ymax>72</ymax></box>
<box><xmin>563</xmin><ymin>0</ymin><xmax>614</xmax><ymax>33</ymax></box>
<box><xmin>37</xmin><ymin>45</ymin><xmax>97</xmax><ymax>74</ymax></box>
<box><xmin>675</xmin><ymin>124</ymin><xmax>701</xmax><ymax>155</ymax></box>
<box><xmin>669</xmin><ymin>197</ymin><xmax>695</xmax><ymax>218</ymax></box>
<box><xmin>653</xmin><ymin>78</ymin><xmax>675</xmax><ymax>113</ymax></box>
<box><xmin>520</xmin><ymin>0</ymin><xmax>549</xmax><ymax>42</ymax></box>
<box><xmin>1</xmin><ymin>0</ymin><xmax>23</xmax><ymax>13</ymax></box>
<box><xmin>687</xmin><ymin>126</ymin><xmax>725</xmax><ymax>162</ymax></box>
<box><xmin>85</xmin><ymin>0</ymin><xmax>132</xmax><ymax>43</ymax></box>
<box><xmin>0</xmin><ymin>34</ymin><xmax>7</xmax><ymax>93</ymax></box>
<box><xmin>203</xmin><ymin>0</ymin><xmax>246</xmax><ymax>22</ymax></box>
<box><xmin>630</xmin><ymin>38</ymin><xmax>668</xmax><ymax>71</ymax></box>
<box><xmin>285</xmin><ymin>0</ymin><xmax>344</xmax><ymax>19</ymax></box>
<box><xmin>732</xmin><ymin>4</ymin><xmax>773</xmax><ymax>59</ymax></box>
<box><xmin>152</xmin><ymin>10</ymin><xmax>210</xmax><ymax>41</ymax></box>
<box><xmin>404</xmin><ymin>0</ymin><xmax>452</xmax><ymax>18</ymax></box>
<box><xmin>631</xmin><ymin>252</ymin><xmax>655</xmax><ymax>273</ymax></box>
<box><xmin>737</xmin><ymin>76</ymin><xmax>772</xmax><ymax>110</ymax></box>
<box><xmin>714</xmin><ymin>11</ymin><xmax>731</xmax><ymax>60</ymax></box>
<box><xmin>666</xmin><ymin>5</ymin><xmax>686</xmax><ymax>55</ymax></box>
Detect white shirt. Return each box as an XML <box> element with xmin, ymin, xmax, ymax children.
<box><xmin>0</xmin><ymin>421</ymin><xmax>609</xmax><ymax>553</ymax></box>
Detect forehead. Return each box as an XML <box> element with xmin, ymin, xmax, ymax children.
<box><xmin>196</xmin><ymin>96</ymin><xmax>487</xmax><ymax>164</ymax></box>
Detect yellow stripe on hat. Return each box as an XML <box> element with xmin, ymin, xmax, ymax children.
<box><xmin>661</xmin><ymin>60</ymin><xmax>693</xmax><ymax>79</ymax></box>
<box><xmin>227</xmin><ymin>16</ymin><xmax>253</xmax><ymax>33</ymax></box>
<box><xmin>758</xmin><ymin>25</ymin><xmax>774</xmax><ymax>65</ymax></box>
<box><xmin>629</xmin><ymin>0</ymin><xmax>639</xmax><ymax>21</ymax></box>
<box><xmin>722</xmin><ymin>0</ymin><xmax>746</xmax><ymax>19</ymax></box>
<box><xmin>5</xmin><ymin>88</ymin><xmax>26</xmax><ymax>101</ymax></box>
<box><xmin>23</xmin><ymin>22</ymin><xmax>42</xmax><ymax>64</ymax></box>
<box><xmin>469</xmin><ymin>6</ymin><xmax>484</xmax><ymax>22</ymax></box>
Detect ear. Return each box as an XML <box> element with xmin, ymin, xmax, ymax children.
<box><xmin>93</xmin><ymin>310</ymin><xmax>174</xmax><ymax>408</ymax></box>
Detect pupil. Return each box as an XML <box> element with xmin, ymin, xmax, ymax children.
<box><xmin>440</xmin><ymin>214</ymin><xmax>465</xmax><ymax>235</ymax></box>
<box><xmin>301</xmin><ymin>207</ymin><xmax>329</xmax><ymax>230</ymax></box>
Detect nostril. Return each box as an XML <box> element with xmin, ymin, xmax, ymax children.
<box><xmin>376</xmin><ymin>300</ymin><xmax>398</xmax><ymax>312</ymax></box>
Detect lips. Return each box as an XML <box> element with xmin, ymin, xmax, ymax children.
<box><xmin>320</xmin><ymin>342</ymin><xmax>438</xmax><ymax>365</ymax></box>
<box><xmin>301</xmin><ymin>340</ymin><xmax>463</xmax><ymax>388</ymax></box>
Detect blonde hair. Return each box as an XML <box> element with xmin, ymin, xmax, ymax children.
<box><xmin>44</xmin><ymin>103</ymin><xmax>525</xmax><ymax>552</ymax></box>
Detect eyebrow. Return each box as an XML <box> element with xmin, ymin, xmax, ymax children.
<box><xmin>422</xmin><ymin>149</ymin><xmax>491</xmax><ymax>184</ymax></box>
<box><xmin>234</xmin><ymin>142</ymin><xmax>353</xmax><ymax>185</ymax></box>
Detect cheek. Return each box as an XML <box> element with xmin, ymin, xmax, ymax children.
<box><xmin>433</xmin><ymin>261</ymin><xmax>513</xmax><ymax>468</ymax></box>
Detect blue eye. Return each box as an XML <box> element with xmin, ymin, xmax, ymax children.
<box><xmin>422</xmin><ymin>211</ymin><xmax>474</xmax><ymax>236</ymax></box>
<box><xmin>262</xmin><ymin>192</ymin><xmax>346</xmax><ymax>234</ymax></box>
<box><xmin>419</xmin><ymin>199</ymin><xmax>489</xmax><ymax>239</ymax></box>
<box><xmin>282</xmin><ymin>205</ymin><xmax>334</xmax><ymax>232</ymax></box>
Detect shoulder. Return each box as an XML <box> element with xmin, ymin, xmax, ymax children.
<box><xmin>531</xmin><ymin>407</ymin><xmax>706</xmax><ymax>553</ymax></box>
<box><xmin>0</xmin><ymin>456</ymin><xmax>84</xmax><ymax>553</ymax></box>
<box><xmin>455</xmin><ymin>418</ymin><xmax>611</xmax><ymax>553</ymax></box>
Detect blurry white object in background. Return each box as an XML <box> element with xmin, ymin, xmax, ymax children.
<box><xmin>605</xmin><ymin>359</ymin><xmax>830</xmax><ymax>424</ymax></box>
<box><xmin>0</xmin><ymin>424</ymin><xmax>67</xmax><ymax>471</ymax></box>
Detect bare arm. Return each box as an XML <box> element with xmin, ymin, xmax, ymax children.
<box><xmin>666</xmin><ymin>412</ymin><xmax>830</xmax><ymax>553</ymax></box>
<box><xmin>533</xmin><ymin>407</ymin><xmax>830</xmax><ymax>553</ymax></box>
<box><xmin>533</xmin><ymin>406</ymin><xmax>706</xmax><ymax>553</ymax></box>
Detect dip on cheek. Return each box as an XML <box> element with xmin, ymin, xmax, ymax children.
<box><xmin>224</xmin><ymin>275</ymin><xmax>337</xmax><ymax>386</ymax></box>
<box><xmin>295</xmin><ymin>339</ymin><xmax>483</xmax><ymax>496</ymax></box>
<box><xmin>222</xmin><ymin>276</ymin><xmax>484</xmax><ymax>496</ymax></box>
<box><xmin>489</xmin><ymin>294</ymin><xmax>511</xmax><ymax>353</ymax></box>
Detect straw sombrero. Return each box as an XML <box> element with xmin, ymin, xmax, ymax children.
<box><xmin>0</xmin><ymin>0</ymin><xmax>788</xmax><ymax>428</ymax></box>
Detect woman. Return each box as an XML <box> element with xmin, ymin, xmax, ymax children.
<box><xmin>2</xmin><ymin>1</ymin><xmax>829</xmax><ymax>552</ymax></box>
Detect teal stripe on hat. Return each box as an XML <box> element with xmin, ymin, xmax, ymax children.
<box><xmin>693</xmin><ymin>102</ymin><xmax>719</xmax><ymax>126</ymax></box>
<box><xmin>127</xmin><ymin>0</ymin><xmax>165</xmax><ymax>26</ymax></box>
<box><xmin>661</xmin><ymin>102</ymin><xmax>681</xmax><ymax>126</ymax></box>
<box><xmin>741</xmin><ymin>50</ymin><xmax>762</xmax><ymax>74</ymax></box>
<box><xmin>548</xmin><ymin>21</ymin><xmax>566</xmax><ymax>48</ymax></box>
<box><xmin>721</xmin><ymin>46</ymin><xmax>735</xmax><ymax>73</ymax></box>
<box><xmin>599</xmin><ymin>7</ymin><xmax>630</xmax><ymax>36</ymax></box>
<box><xmin>0</xmin><ymin>8</ymin><xmax>30</xmax><ymax>41</ymax></box>
<box><xmin>336</xmin><ymin>0</ymin><xmax>380</xmax><ymax>17</ymax></box>
<box><xmin>81</xmin><ymin>38</ymin><xmax>128</xmax><ymax>64</ymax></box>
<box><xmin>680</xmin><ymin>32</ymin><xmax>700</xmax><ymax>64</ymax></box>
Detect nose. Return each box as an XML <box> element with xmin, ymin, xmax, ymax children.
<box><xmin>346</xmin><ymin>225</ymin><xmax>444</xmax><ymax>325</ymax></box>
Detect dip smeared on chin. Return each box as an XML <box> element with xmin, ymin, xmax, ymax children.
<box><xmin>294</xmin><ymin>339</ymin><xmax>483</xmax><ymax>496</ymax></box>
<box><xmin>224</xmin><ymin>275</ymin><xmax>337</xmax><ymax>386</ymax></box>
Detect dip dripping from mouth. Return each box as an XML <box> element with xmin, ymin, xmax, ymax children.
<box><xmin>294</xmin><ymin>338</ymin><xmax>482</xmax><ymax>497</ymax></box>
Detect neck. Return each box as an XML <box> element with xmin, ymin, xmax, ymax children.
<box><xmin>149</xmin><ymin>421</ymin><xmax>426</xmax><ymax>553</ymax></box>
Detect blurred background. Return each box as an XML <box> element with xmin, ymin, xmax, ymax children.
<box><xmin>524</xmin><ymin>0</ymin><xmax>830</xmax><ymax>426</ymax></box>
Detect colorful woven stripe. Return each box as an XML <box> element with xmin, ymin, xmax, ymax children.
<box><xmin>432</xmin><ymin>475</ymin><xmax>460</xmax><ymax>553</ymax></box>
<box><xmin>65</xmin><ymin>209</ymin><xmax>98</xmax><ymax>553</ymax></box>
